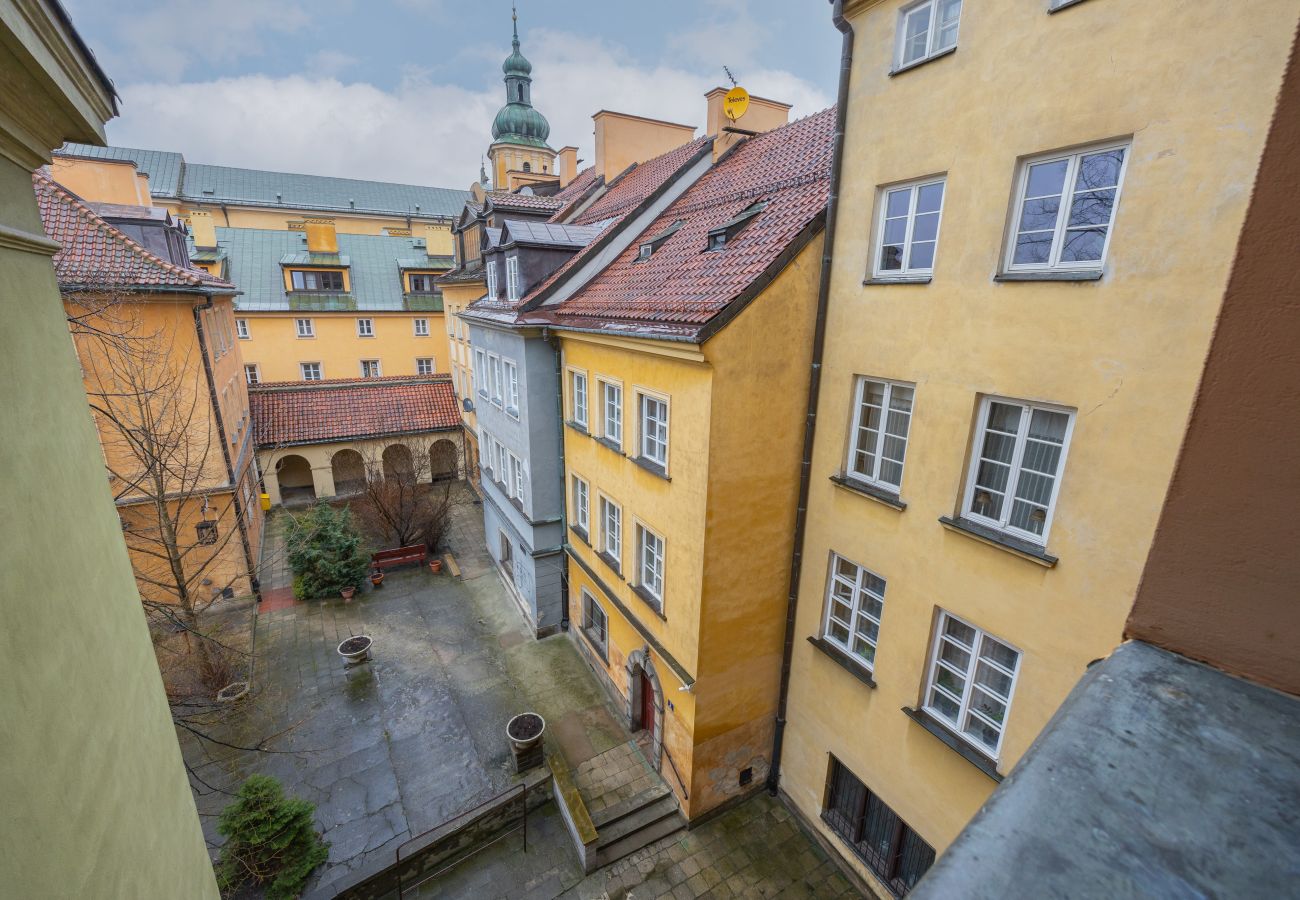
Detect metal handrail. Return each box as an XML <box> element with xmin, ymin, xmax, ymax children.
<box><xmin>662</xmin><ymin>746</ymin><xmax>689</xmax><ymax>801</ymax></box>
<box><xmin>394</xmin><ymin>781</ymin><xmax>528</xmax><ymax>898</ymax></box>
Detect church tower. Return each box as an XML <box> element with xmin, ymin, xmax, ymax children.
<box><xmin>488</xmin><ymin>6</ymin><xmax>557</xmax><ymax>191</ymax></box>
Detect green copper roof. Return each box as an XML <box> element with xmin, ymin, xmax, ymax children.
<box><xmin>491</xmin><ymin>104</ymin><xmax>551</xmax><ymax>144</ymax></box>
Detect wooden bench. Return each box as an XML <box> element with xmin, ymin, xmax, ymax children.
<box><xmin>370</xmin><ymin>544</ymin><xmax>427</xmax><ymax>571</ymax></box>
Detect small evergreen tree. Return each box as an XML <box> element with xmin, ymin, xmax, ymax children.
<box><xmin>216</xmin><ymin>775</ymin><xmax>329</xmax><ymax>899</ymax></box>
<box><xmin>287</xmin><ymin>501</ymin><xmax>369</xmax><ymax>599</ymax></box>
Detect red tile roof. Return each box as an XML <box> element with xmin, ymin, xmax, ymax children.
<box><xmin>249</xmin><ymin>375</ymin><xmax>460</xmax><ymax>447</ymax></box>
<box><xmin>484</xmin><ymin>191</ymin><xmax>563</xmax><ymax>214</ymax></box>
<box><xmin>33</xmin><ymin>171</ymin><xmax>235</xmax><ymax>293</ymax></box>
<box><xmin>526</xmin><ymin>109</ymin><xmax>835</xmax><ymax>341</ymax></box>
<box><xmin>550</xmin><ymin>166</ymin><xmax>601</xmax><ymax>221</ymax></box>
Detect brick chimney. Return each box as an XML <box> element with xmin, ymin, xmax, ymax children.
<box><xmin>705</xmin><ymin>88</ymin><xmax>792</xmax><ymax>161</ymax></box>
<box><xmin>304</xmin><ymin>218</ymin><xmax>338</xmax><ymax>254</ymax></box>
<box><xmin>558</xmin><ymin>146</ymin><xmax>579</xmax><ymax>187</ymax></box>
<box><xmin>593</xmin><ymin>110</ymin><xmax>696</xmax><ymax>185</ymax></box>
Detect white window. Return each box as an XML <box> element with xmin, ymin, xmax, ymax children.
<box><xmin>416</xmin><ymin>357</ymin><xmax>435</xmax><ymax>375</ymax></box>
<box><xmin>489</xmin><ymin>355</ymin><xmax>503</xmax><ymax>406</ymax></box>
<box><xmin>295</xmin><ymin>318</ymin><xmax>314</xmax><ymax>338</ymax></box>
<box><xmin>874</xmin><ymin>178</ymin><xmax>945</xmax><ymax>276</ymax></box>
<box><xmin>486</xmin><ymin>260</ymin><xmax>499</xmax><ymax>299</ymax></box>
<box><xmin>503</xmin><ymin>359</ymin><xmax>519</xmax><ymax>412</ymax></box>
<box><xmin>847</xmin><ymin>378</ymin><xmax>914</xmax><ymax>491</ymax></box>
<box><xmin>636</xmin><ymin>524</ymin><xmax>665</xmax><ymax>607</ymax></box>
<box><xmin>505</xmin><ymin>256</ymin><xmax>520</xmax><ymax>301</ymax></box>
<box><xmin>1006</xmin><ymin>143</ymin><xmax>1130</xmax><ymax>272</ymax></box>
<box><xmin>236</xmin><ymin>318</ymin><xmax>250</xmax><ymax>340</ymax></box>
<box><xmin>581</xmin><ymin>590</ymin><xmax>608</xmax><ymax>658</ymax></box>
<box><xmin>572</xmin><ymin>475</ymin><xmax>589</xmax><ymax>533</ymax></box>
<box><xmin>414</xmin><ymin>318</ymin><xmax>429</xmax><ymax>336</ymax></box>
<box><xmin>360</xmin><ymin>359</ymin><xmax>382</xmax><ymax>378</ymax></box>
<box><xmin>601</xmin><ymin>381</ymin><xmax>623</xmax><ymax>445</ymax></box>
<box><xmin>571</xmin><ymin>371</ymin><xmax>588</xmax><ymax>428</ymax></box>
<box><xmin>475</xmin><ymin>350</ymin><xmax>488</xmax><ymax>396</ymax></box>
<box><xmin>964</xmin><ymin>397</ymin><xmax>1074</xmax><ymax>543</ymax></box>
<box><xmin>822</xmin><ymin>554</ymin><xmax>885</xmax><ymax>669</ymax></box>
<box><xmin>510</xmin><ymin>454</ymin><xmax>525</xmax><ymax>501</ymax></box>
<box><xmin>925</xmin><ymin>612</ymin><xmax>1020</xmax><ymax>759</ymax></box>
<box><xmin>600</xmin><ymin>496</ymin><xmax>622</xmax><ymax>569</ymax></box>
<box><xmin>638</xmin><ymin>393</ymin><xmax>669</xmax><ymax>468</ymax></box>
<box><xmin>300</xmin><ymin>362</ymin><xmax>322</xmax><ymax>381</ymax></box>
<box><xmin>244</xmin><ymin>364</ymin><xmax>260</xmax><ymax>385</ymax></box>
<box><xmin>357</xmin><ymin>318</ymin><xmax>374</xmax><ymax>337</ymax></box>
<box><xmin>896</xmin><ymin>0</ymin><xmax>962</xmax><ymax>69</ymax></box>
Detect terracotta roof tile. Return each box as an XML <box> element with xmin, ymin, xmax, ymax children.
<box><xmin>34</xmin><ymin>171</ymin><xmax>236</xmax><ymax>292</ymax></box>
<box><xmin>249</xmin><ymin>375</ymin><xmax>460</xmax><ymax>447</ymax></box>
<box><xmin>550</xmin><ymin>166</ymin><xmax>601</xmax><ymax>220</ymax></box>
<box><xmin>484</xmin><ymin>191</ymin><xmax>563</xmax><ymax>214</ymax></box>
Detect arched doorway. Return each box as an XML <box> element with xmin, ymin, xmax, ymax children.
<box><xmin>430</xmin><ymin>439</ymin><xmax>458</xmax><ymax>481</ymax></box>
<box><xmin>331</xmin><ymin>449</ymin><xmax>366</xmax><ymax>496</ymax></box>
<box><xmin>382</xmin><ymin>443</ymin><xmax>414</xmax><ymax>481</ymax></box>
<box><xmin>625</xmin><ymin>649</ymin><xmax>664</xmax><ymax>771</ymax></box>
<box><xmin>276</xmin><ymin>454</ymin><xmax>315</xmax><ymax>506</ymax></box>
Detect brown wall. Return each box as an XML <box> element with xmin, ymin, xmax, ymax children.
<box><xmin>1126</xmin><ymin>31</ymin><xmax>1300</xmax><ymax>696</ymax></box>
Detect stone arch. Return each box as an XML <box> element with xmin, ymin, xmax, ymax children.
<box><xmin>382</xmin><ymin>443</ymin><xmax>414</xmax><ymax>480</ymax></box>
<box><xmin>275</xmin><ymin>454</ymin><xmax>315</xmax><ymax>506</ymax></box>
<box><xmin>429</xmin><ymin>439</ymin><xmax>458</xmax><ymax>481</ymax></box>
<box><xmin>626</xmin><ymin>647</ymin><xmax>665</xmax><ymax>772</ymax></box>
<box><xmin>331</xmin><ymin>449</ymin><xmax>366</xmax><ymax>496</ymax></box>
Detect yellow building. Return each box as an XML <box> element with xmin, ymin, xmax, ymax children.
<box><xmin>524</xmin><ymin>108</ymin><xmax>834</xmax><ymax>819</ymax></box>
<box><xmin>773</xmin><ymin>1</ymin><xmax>1300</xmax><ymax>895</ymax></box>
<box><xmin>36</xmin><ymin>173</ymin><xmax>263</xmax><ymax>605</ymax></box>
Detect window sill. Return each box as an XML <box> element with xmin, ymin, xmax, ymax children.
<box><xmin>630</xmin><ymin>583</ymin><xmax>666</xmax><ymax>620</ymax></box>
<box><xmin>807</xmin><ymin>636</ymin><xmax>877</xmax><ymax>689</ymax></box>
<box><xmin>902</xmin><ymin>707</ymin><xmax>1004</xmax><ymax>782</ymax></box>
<box><xmin>569</xmin><ymin>526</ymin><xmax>591</xmax><ymax>547</ymax></box>
<box><xmin>830</xmin><ymin>474</ymin><xmax>906</xmax><ymax>511</ymax></box>
<box><xmin>863</xmin><ymin>275</ymin><xmax>932</xmax><ymax>286</ymax></box>
<box><xmin>565</xmin><ymin>420</ymin><xmax>589</xmax><ymax>436</ymax></box>
<box><xmin>938</xmin><ymin>516</ymin><xmax>1058</xmax><ymax>568</ymax></box>
<box><xmin>888</xmin><ymin>45</ymin><xmax>956</xmax><ymax>77</ymax></box>
<box><xmin>597</xmin><ymin>551</ymin><xmax>623</xmax><ymax>580</ymax></box>
<box><xmin>594</xmin><ymin>436</ymin><xmax>624</xmax><ymax>457</ymax></box>
<box><xmin>506</xmin><ymin>407</ymin><xmax>520</xmax><ymax>420</ymax></box>
<box><xmin>994</xmin><ymin>270</ymin><xmax>1103</xmax><ymax>283</ymax></box>
<box><xmin>631</xmin><ymin>456</ymin><xmax>670</xmax><ymax>481</ymax></box>
<box><xmin>1048</xmin><ymin>0</ymin><xmax>1092</xmax><ymax>12</ymax></box>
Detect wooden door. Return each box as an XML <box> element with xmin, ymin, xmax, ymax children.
<box><xmin>639</xmin><ymin>671</ymin><xmax>655</xmax><ymax>735</ymax></box>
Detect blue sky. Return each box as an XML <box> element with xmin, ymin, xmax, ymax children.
<box><xmin>62</xmin><ymin>0</ymin><xmax>839</xmax><ymax>188</ymax></box>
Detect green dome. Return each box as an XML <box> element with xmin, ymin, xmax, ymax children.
<box><xmin>491</xmin><ymin>103</ymin><xmax>550</xmax><ymax>143</ymax></box>
<box><xmin>503</xmin><ymin>48</ymin><xmax>532</xmax><ymax>76</ymax></box>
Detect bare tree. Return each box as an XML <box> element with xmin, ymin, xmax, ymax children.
<box><xmin>353</xmin><ymin>440</ymin><xmax>459</xmax><ymax>551</ymax></box>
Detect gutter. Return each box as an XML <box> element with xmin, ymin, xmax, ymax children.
<box><xmin>767</xmin><ymin>0</ymin><xmax>855</xmax><ymax>796</ymax></box>
<box><xmin>193</xmin><ymin>300</ymin><xmax>260</xmax><ymax>602</ymax></box>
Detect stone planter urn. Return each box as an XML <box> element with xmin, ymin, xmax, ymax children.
<box><xmin>216</xmin><ymin>681</ymin><xmax>250</xmax><ymax>703</ymax></box>
<box><xmin>506</xmin><ymin>712</ymin><xmax>546</xmax><ymax>752</ymax></box>
<box><xmin>337</xmin><ymin>635</ymin><xmax>373</xmax><ymax>664</ymax></box>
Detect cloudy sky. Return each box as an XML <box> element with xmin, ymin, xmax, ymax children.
<box><xmin>63</xmin><ymin>0</ymin><xmax>839</xmax><ymax>190</ymax></box>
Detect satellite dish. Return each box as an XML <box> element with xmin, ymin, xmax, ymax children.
<box><xmin>723</xmin><ymin>86</ymin><xmax>750</xmax><ymax>122</ymax></box>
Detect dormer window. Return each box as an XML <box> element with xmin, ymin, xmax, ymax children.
<box><xmin>290</xmin><ymin>269</ymin><xmax>344</xmax><ymax>291</ymax></box>
<box><xmin>408</xmin><ymin>272</ymin><xmax>436</xmax><ymax>293</ymax></box>
<box><xmin>637</xmin><ymin>220</ymin><xmax>684</xmax><ymax>262</ymax></box>
<box><xmin>486</xmin><ymin>260</ymin><xmax>499</xmax><ymax>299</ymax></box>
<box><xmin>706</xmin><ymin>202</ymin><xmax>768</xmax><ymax>252</ymax></box>
<box><xmin>506</xmin><ymin>256</ymin><xmax>520</xmax><ymax>302</ymax></box>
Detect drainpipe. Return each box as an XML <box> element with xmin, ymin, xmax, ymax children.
<box><xmin>768</xmin><ymin>0</ymin><xmax>854</xmax><ymax>796</ymax></box>
<box><xmin>544</xmin><ymin>326</ymin><xmax>570</xmax><ymax>632</ymax></box>
<box><xmin>193</xmin><ymin>298</ymin><xmax>261</xmax><ymax>603</ymax></box>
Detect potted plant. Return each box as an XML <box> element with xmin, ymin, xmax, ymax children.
<box><xmin>506</xmin><ymin>712</ymin><xmax>546</xmax><ymax>752</ymax></box>
<box><xmin>369</xmin><ymin>568</ymin><xmax>384</xmax><ymax>587</ymax></box>
<box><xmin>337</xmin><ymin>635</ymin><xmax>372</xmax><ymax>664</ymax></box>
<box><xmin>340</xmin><ymin>586</ymin><xmax>357</xmax><ymax>602</ymax></box>
<box><xmin>429</xmin><ymin>558</ymin><xmax>443</xmax><ymax>574</ymax></box>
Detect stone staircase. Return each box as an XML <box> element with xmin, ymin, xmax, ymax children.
<box><xmin>573</xmin><ymin>740</ymin><xmax>685</xmax><ymax>868</ymax></box>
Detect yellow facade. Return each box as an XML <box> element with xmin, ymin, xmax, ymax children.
<box><xmin>441</xmin><ymin>280</ymin><xmax>483</xmax><ymax>475</ymax></box>
<box><xmin>777</xmin><ymin>0</ymin><xmax>1300</xmax><ymax>893</ymax></box>
<box><xmin>563</xmin><ymin>239</ymin><xmax>821</xmax><ymax>818</ymax></box>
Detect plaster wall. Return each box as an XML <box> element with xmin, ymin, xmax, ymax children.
<box><xmin>593</xmin><ymin>110</ymin><xmax>696</xmax><ymax>184</ymax></box>
<box><xmin>258</xmin><ymin>432</ymin><xmax>463</xmax><ymax>506</ymax></box>
<box><xmin>238</xmin><ymin>310</ymin><xmax>450</xmax><ymax>383</ymax></box>
<box><xmin>47</xmin><ymin>154</ymin><xmax>150</xmax><ymax>204</ymax></box>
<box><xmin>778</xmin><ymin>0</ymin><xmax>1299</xmax><ymax>886</ymax></box>
<box><xmin>441</xmin><ymin>280</ymin><xmax>484</xmax><ymax>434</ymax></box>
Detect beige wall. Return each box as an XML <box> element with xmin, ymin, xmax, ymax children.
<box><xmin>259</xmin><ymin>431</ymin><xmax>464</xmax><ymax>506</ymax></box>
<box><xmin>48</xmin><ymin>155</ymin><xmax>150</xmax><ymax>205</ymax></box>
<box><xmin>593</xmin><ymin>110</ymin><xmax>696</xmax><ymax>184</ymax></box>
<box><xmin>778</xmin><ymin>0</ymin><xmax>1299</xmax><ymax>890</ymax></box>
<box><xmin>239</xmin><ymin>310</ymin><xmax>450</xmax><ymax>383</ymax></box>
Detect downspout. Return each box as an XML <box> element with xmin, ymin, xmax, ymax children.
<box><xmin>768</xmin><ymin>0</ymin><xmax>854</xmax><ymax>795</ymax></box>
<box><xmin>193</xmin><ymin>299</ymin><xmax>261</xmax><ymax>603</ymax></box>
<box><xmin>544</xmin><ymin>326</ymin><xmax>570</xmax><ymax>632</ymax></box>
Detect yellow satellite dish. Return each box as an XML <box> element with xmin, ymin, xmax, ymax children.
<box><xmin>723</xmin><ymin>86</ymin><xmax>750</xmax><ymax>122</ymax></box>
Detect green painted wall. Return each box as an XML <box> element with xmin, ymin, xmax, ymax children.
<box><xmin>0</xmin><ymin>157</ymin><xmax>219</xmax><ymax>898</ymax></box>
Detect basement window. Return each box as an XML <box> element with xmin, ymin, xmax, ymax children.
<box><xmin>637</xmin><ymin>220</ymin><xmax>684</xmax><ymax>261</ymax></box>
<box><xmin>706</xmin><ymin>201</ymin><xmax>767</xmax><ymax>252</ymax></box>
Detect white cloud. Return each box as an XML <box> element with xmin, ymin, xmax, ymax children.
<box><xmin>104</xmin><ymin>29</ymin><xmax>832</xmax><ymax>189</ymax></box>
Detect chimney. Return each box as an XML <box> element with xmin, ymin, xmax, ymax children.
<box><xmin>558</xmin><ymin>146</ymin><xmax>579</xmax><ymax>187</ymax></box>
<box><xmin>424</xmin><ymin>223</ymin><xmax>454</xmax><ymax>257</ymax></box>
<box><xmin>304</xmin><ymin>218</ymin><xmax>338</xmax><ymax>254</ymax></box>
<box><xmin>705</xmin><ymin>88</ymin><xmax>792</xmax><ymax>161</ymax></box>
<box><xmin>188</xmin><ymin>210</ymin><xmax>217</xmax><ymax>250</ymax></box>
<box><xmin>592</xmin><ymin>110</ymin><xmax>697</xmax><ymax>185</ymax></box>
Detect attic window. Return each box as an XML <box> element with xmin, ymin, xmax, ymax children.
<box><xmin>706</xmin><ymin>201</ymin><xmax>768</xmax><ymax>252</ymax></box>
<box><xmin>637</xmin><ymin>220</ymin><xmax>684</xmax><ymax>262</ymax></box>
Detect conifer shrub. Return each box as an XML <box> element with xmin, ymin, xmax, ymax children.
<box><xmin>287</xmin><ymin>501</ymin><xmax>370</xmax><ymax>599</ymax></box>
<box><xmin>216</xmin><ymin>774</ymin><xmax>329</xmax><ymax>899</ymax></box>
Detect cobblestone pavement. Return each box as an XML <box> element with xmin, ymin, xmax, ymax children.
<box><xmin>576</xmin><ymin>740</ymin><xmax>662</xmax><ymax>816</ymax></box>
<box><xmin>410</xmin><ymin>791</ymin><xmax>862</xmax><ymax>899</ymax></box>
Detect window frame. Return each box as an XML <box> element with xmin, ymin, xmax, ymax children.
<box><xmin>505</xmin><ymin>255</ymin><xmax>520</xmax><ymax>302</ymax></box>
<box><xmin>413</xmin><ymin>317</ymin><xmax>429</xmax><ymax>337</ymax></box>
<box><xmin>846</xmin><ymin>377</ymin><xmax>915</xmax><ymax>493</ymax></box>
<box><xmin>580</xmin><ymin>589</ymin><xmax>608</xmax><ymax>659</ymax></box>
<box><xmin>475</xmin><ymin>349</ymin><xmax>488</xmax><ymax>397</ymax></box>
<box><xmin>408</xmin><ymin>272</ymin><xmax>435</xmax><ymax>293</ymax></box>
<box><xmin>1003</xmin><ymin>140</ymin><xmax>1132</xmax><ymax>274</ymax></box>
<box><xmin>894</xmin><ymin>0</ymin><xmax>963</xmax><ymax>71</ymax></box>
<box><xmin>416</xmin><ymin>357</ymin><xmax>435</xmax><ymax>376</ymax></box>
<box><xmin>360</xmin><ymin>359</ymin><xmax>382</xmax><ymax>378</ymax></box>
<box><xmin>290</xmin><ymin>269</ymin><xmax>344</xmax><ymax>291</ymax></box>
<box><xmin>489</xmin><ymin>354</ymin><xmax>503</xmax><ymax>407</ymax></box>
<box><xmin>503</xmin><ymin>359</ymin><xmax>519</xmax><ymax>415</ymax></box>
<box><xmin>509</xmin><ymin>453</ymin><xmax>526</xmax><ymax>502</ymax></box>
<box><xmin>599</xmin><ymin>378</ymin><xmax>623</xmax><ymax>447</ymax></box>
<box><xmin>569</xmin><ymin>369</ymin><xmax>589</xmax><ymax>428</ymax></box>
<box><xmin>636</xmin><ymin>389</ymin><xmax>670</xmax><ymax>471</ymax></box>
<box><xmin>635</xmin><ymin>520</ymin><xmax>666</xmax><ymax>609</ymax></box>
<box><xmin>244</xmin><ymin>363</ymin><xmax>260</xmax><ymax>385</ymax></box>
<box><xmin>295</xmin><ymin>317</ymin><xmax>314</xmax><ymax>338</ymax></box>
<box><xmin>486</xmin><ymin>260</ymin><xmax>499</xmax><ymax>299</ymax></box>
<box><xmin>356</xmin><ymin>317</ymin><xmax>375</xmax><ymax>338</ymax></box>
<box><xmin>961</xmin><ymin>395</ymin><xmax>1076</xmax><ymax>545</ymax></box>
<box><xmin>236</xmin><ymin>318</ymin><xmax>250</xmax><ymax>340</ymax></box>
<box><xmin>871</xmin><ymin>177</ymin><xmax>947</xmax><ymax>279</ymax></box>
<box><xmin>922</xmin><ymin>611</ymin><xmax>1022</xmax><ymax>761</ymax></box>
<box><xmin>821</xmin><ymin>553</ymin><xmax>886</xmax><ymax>672</ymax></box>
<box><xmin>300</xmin><ymin>362</ymin><xmax>322</xmax><ymax>381</ymax></box>
<box><xmin>599</xmin><ymin>493</ymin><xmax>622</xmax><ymax>572</ymax></box>
<box><xmin>571</xmin><ymin>474</ymin><xmax>590</xmax><ymax>534</ymax></box>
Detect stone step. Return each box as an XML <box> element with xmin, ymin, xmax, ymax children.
<box><xmin>590</xmin><ymin>783</ymin><xmax>673</xmax><ymax>830</ymax></box>
<box><xmin>595</xmin><ymin>794</ymin><xmax>680</xmax><ymax>848</ymax></box>
<box><xmin>593</xmin><ymin>807</ymin><xmax>686</xmax><ymax>869</ymax></box>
